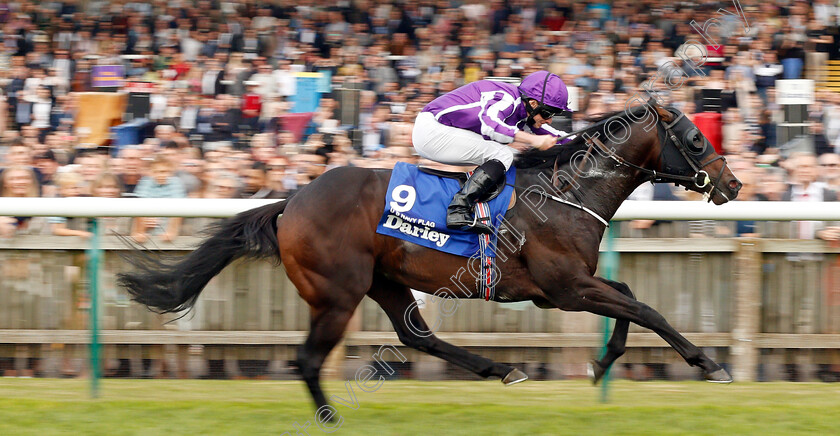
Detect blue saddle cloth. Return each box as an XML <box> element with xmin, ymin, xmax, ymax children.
<box><xmin>376</xmin><ymin>162</ymin><xmax>516</xmax><ymax>258</ymax></box>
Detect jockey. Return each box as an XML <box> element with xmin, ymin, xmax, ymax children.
<box><xmin>413</xmin><ymin>70</ymin><xmax>573</xmax><ymax>234</ymax></box>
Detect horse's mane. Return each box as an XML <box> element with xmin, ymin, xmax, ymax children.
<box><xmin>514</xmin><ymin>106</ymin><xmax>651</xmax><ymax>170</ymax></box>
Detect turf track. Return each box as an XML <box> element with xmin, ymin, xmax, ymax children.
<box><xmin>0</xmin><ymin>379</ymin><xmax>838</xmax><ymax>435</ymax></box>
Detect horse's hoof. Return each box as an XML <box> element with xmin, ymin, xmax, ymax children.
<box><xmin>588</xmin><ymin>360</ymin><xmax>606</xmax><ymax>385</ymax></box>
<box><xmin>705</xmin><ymin>368</ymin><xmax>733</xmax><ymax>384</ymax></box>
<box><xmin>502</xmin><ymin>368</ymin><xmax>528</xmax><ymax>386</ymax></box>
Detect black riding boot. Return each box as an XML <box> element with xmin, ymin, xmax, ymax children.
<box><xmin>446</xmin><ymin>159</ymin><xmax>506</xmax><ymax>234</ymax></box>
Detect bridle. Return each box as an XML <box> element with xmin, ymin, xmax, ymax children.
<box><xmin>526</xmin><ymin>104</ymin><xmax>733</xmax><ymax>226</ymax></box>
<box><xmin>654</xmin><ymin>108</ymin><xmax>731</xmax><ymax>202</ymax></box>
<box><xmin>554</xmin><ymin>104</ymin><xmax>732</xmax><ymax>203</ymax></box>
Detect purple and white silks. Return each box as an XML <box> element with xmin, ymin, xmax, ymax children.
<box><xmin>421</xmin><ymin>80</ymin><xmax>570</xmax><ymax>144</ymax></box>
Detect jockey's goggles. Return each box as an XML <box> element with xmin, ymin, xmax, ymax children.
<box><xmin>536</xmin><ymin>104</ymin><xmax>567</xmax><ymax>119</ymax></box>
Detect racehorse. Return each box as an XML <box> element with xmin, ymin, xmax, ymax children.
<box><xmin>119</xmin><ymin>101</ymin><xmax>742</xmax><ymax>411</ymax></box>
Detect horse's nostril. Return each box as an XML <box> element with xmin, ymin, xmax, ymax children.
<box><xmin>728</xmin><ymin>180</ymin><xmax>741</xmax><ymax>191</ymax></box>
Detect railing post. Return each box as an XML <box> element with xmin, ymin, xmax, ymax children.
<box><xmin>600</xmin><ymin>222</ymin><xmax>618</xmax><ymax>402</ymax></box>
<box><xmin>87</xmin><ymin>218</ymin><xmax>101</xmax><ymax>398</ymax></box>
<box><xmin>732</xmin><ymin>238</ymin><xmax>761</xmax><ymax>382</ymax></box>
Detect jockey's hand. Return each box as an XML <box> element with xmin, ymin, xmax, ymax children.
<box><xmin>510</xmin><ymin>141</ymin><xmax>532</xmax><ymax>152</ymax></box>
<box><xmin>532</xmin><ymin>135</ymin><xmax>557</xmax><ymax>151</ymax></box>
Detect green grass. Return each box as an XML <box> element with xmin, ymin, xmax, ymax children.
<box><xmin>0</xmin><ymin>379</ymin><xmax>838</xmax><ymax>435</ymax></box>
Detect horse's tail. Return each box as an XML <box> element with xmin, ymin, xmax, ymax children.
<box><xmin>117</xmin><ymin>198</ymin><xmax>291</xmax><ymax>314</ymax></box>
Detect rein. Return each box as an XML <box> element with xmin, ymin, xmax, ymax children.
<box><xmin>551</xmin><ymin>139</ymin><xmax>596</xmax><ymax>193</ymax></box>
<box><xmin>505</xmin><ymin>180</ymin><xmax>610</xmax><ymax>227</ymax></box>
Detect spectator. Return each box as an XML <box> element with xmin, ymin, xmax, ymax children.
<box><xmin>200</xmin><ymin>60</ymin><xmax>226</xmax><ymax>96</ymax></box>
<box><xmin>759</xmin><ymin>166</ymin><xmax>788</xmax><ymax>202</ymax></box>
<box><xmin>48</xmin><ymin>171</ymin><xmax>92</xmax><ymax>238</ymax></box>
<box><xmin>730</xmin><ymin>158</ymin><xmax>766</xmax><ymax>237</ymax></box>
<box><xmin>91</xmin><ymin>172</ymin><xmax>131</xmax><ymax>235</ymax></box>
<box><xmin>240</xmin><ymin>82</ymin><xmax>263</xmax><ymax>133</ymax></box>
<box><xmin>819</xmin><ymin>153</ymin><xmax>840</xmax><ymax>192</ymax></box>
<box><xmin>276</xmin><ymin>131</ymin><xmax>300</xmax><ymax>155</ymax></box>
<box><xmin>0</xmin><ymin>165</ymin><xmax>40</xmax><ymax>237</ymax></box>
<box><xmin>266</xmin><ymin>156</ymin><xmax>294</xmax><ymax>198</ymax></box>
<box><xmin>179</xmin><ymin>93</ymin><xmax>201</xmax><ymax>134</ymax></box>
<box><xmin>782</xmin><ymin>152</ymin><xmax>840</xmax><ymax>242</ymax></box>
<box><xmin>116</xmin><ymin>147</ymin><xmax>145</xmax><ymax>195</ymax></box>
<box><xmin>91</xmin><ymin>172</ymin><xmax>123</xmax><ymax>199</ymax></box>
<box><xmin>28</xmin><ymin>85</ymin><xmax>53</xmax><ymax>130</ymax></box>
<box><xmin>207</xmin><ymin>170</ymin><xmax>241</xmax><ymax>199</ymax></box>
<box><xmin>361</xmin><ymin>105</ymin><xmax>391</xmax><ymax>156</ymax></box>
<box><xmin>240</xmin><ymin>162</ymin><xmax>281</xmax><ymax>199</ymax></box>
<box><xmin>131</xmin><ymin>155</ymin><xmax>186</xmax><ymax>243</ymax></box>
<box><xmin>207</xmin><ymin>96</ymin><xmax>238</xmax><ymax>146</ymax></box>
<box><xmin>249</xmin><ymin>63</ymin><xmax>277</xmax><ymax>98</ymax></box>
<box><xmin>754</xmin><ymin>110</ymin><xmax>777</xmax><ymax>154</ymax></box>
<box><xmin>76</xmin><ymin>152</ymin><xmax>107</xmax><ymax>195</ymax></box>
<box><xmin>813</xmin><ymin>117</ymin><xmax>832</xmax><ymax>156</ymax></box>
<box><xmin>778</xmin><ymin>33</ymin><xmax>806</xmax><ymax>79</ymax></box>
<box><xmin>274</xmin><ymin>59</ymin><xmax>297</xmax><ymax>98</ymax></box>
<box><xmin>32</xmin><ymin>150</ymin><xmax>59</xmax><ymax>197</ymax></box>
<box><xmin>3</xmin><ymin>139</ymin><xmax>44</xmax><ymax>186</ymax></box>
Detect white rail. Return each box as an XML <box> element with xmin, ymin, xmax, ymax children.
<box><xmin>0</xmin><ymin>198</ymin><xmax>278</xmax><ymax>217</ymax></box>
<box><xmin>615</xmin><ymin>201</ymin><xmax>840</xmax><ymax>221</ymax></box>
<box><xmin>0</xmin><ymin>198</ymin><xmax>839</xmax><ymax>221</ymax></box>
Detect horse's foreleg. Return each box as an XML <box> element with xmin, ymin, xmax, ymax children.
<box><xmin>588</xmin><ymin>277</ymin><xmax>633</xmax><ymax>384</ymax></box>
<box><xmin>551</xmin><ymin>277</ymin><xmax>732</xmax><ymax>383</ymax></box>
<box><xmin>367</xmin><ymin>276</ymin><xmax>524</xmax><ymax>384</ymax></box>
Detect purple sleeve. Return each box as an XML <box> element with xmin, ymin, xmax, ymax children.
<box><xmin>478</xmin><ymin>91</ymin><xmax>519</xmax><ymax>144</ymax></box>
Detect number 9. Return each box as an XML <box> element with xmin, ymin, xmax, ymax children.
<box><xmin>390</xmin><ymin>185</ymin><xmax>416</xmax><ymax>213</ymax></box>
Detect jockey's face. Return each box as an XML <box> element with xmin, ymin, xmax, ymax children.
<box><xmin>526</xmin><ymin>99</ymin><xmax>552</xmax><ymax>129</ymax></box>
<box><xmin>531</xmin><ymin>112</ymin><xmax>552</xmax><ymax>129</ymax></box>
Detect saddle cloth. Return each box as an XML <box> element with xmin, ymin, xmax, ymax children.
<box><xmin>376</xmin><ymin>161</ymin><xmax>516</xmax><ymax>258</ymax></box>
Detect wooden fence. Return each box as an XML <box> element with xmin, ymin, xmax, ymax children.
<box><xmin>1</xmin><ymin>234</ymin><xmax>840</xmax><ymax>381</ymax></box>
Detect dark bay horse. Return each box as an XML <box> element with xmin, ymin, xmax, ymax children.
<box><xmin>119</xmin><ymin>101</ymin><xmax>742</xmax><ymax>411</ymax></box>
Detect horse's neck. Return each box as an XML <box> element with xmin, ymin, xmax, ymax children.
<box><xmin>568</xmin><ymin>163</ymin><xmax>643</xmax><ymax>222</ymax></box>
<box><xmin>560</xmin><ymin>134</ymin><xmax>657</xmax><ymax>223</ymax></box>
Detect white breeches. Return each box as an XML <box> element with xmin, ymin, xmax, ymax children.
<box><xmin>412</xmin><ymin>111</ymin><xmax>515</xmax><ymax>170</ymax></box>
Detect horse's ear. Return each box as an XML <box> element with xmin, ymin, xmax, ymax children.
<box><xmin>652</xmin><ymin>105</ymin><xmax>674</xmax><ymax>123</ymax></box>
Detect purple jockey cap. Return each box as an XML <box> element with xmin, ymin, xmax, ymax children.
<box><xmin>518</xmin><ymin>70</ymin><xmax>572</xmax><ymax>113</ymax></box>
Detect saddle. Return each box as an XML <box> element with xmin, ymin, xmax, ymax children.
<box><xmin>418</xmin><ymin>166</ymin><xmax>508</xmax><ymax>204</ymax></box>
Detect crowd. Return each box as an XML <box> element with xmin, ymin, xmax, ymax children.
<box><xmin>0</xmin><ymin>0</ymin><xmax>840</xmax><ymax>241</ymax></box>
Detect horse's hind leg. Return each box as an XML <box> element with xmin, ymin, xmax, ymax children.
<box><xmin>588</xmin><ymin>278</ymin><xmax>634</xmax><ymax>384</ymax></box>
<box><xmin>553</xmin><ymin>276</ymin><xmax>732</xmax><ymax>383</ymax></box>
<box><xmin>289</xmin><ymin>267</ymin><xmax>370</xmax><ymax>412</ymax></box>
<box><xmin>367</xmin><ymin>275</ymin><xmax>524</xmax><ymax>384</ymax></box>
<box><xmin>297</xmin><ymin>305</ymin><xmax>356</xmax><ymax>411</ymax></box>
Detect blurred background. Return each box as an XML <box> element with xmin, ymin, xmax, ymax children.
<box><xmin>0</xmin><ymin>0</ymin><xmax>840</xmax><ymax>385</ymax></box>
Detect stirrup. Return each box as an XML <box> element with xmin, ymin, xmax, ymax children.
<box><xmin>465</xmin><ymin>215</ymin><xmax>494</xmax><ymax>235</ymax></box>
<box><xmin>447</xmin><ymin>209</ymin><xmax>493</xmax><ymax>234</ymax></box>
